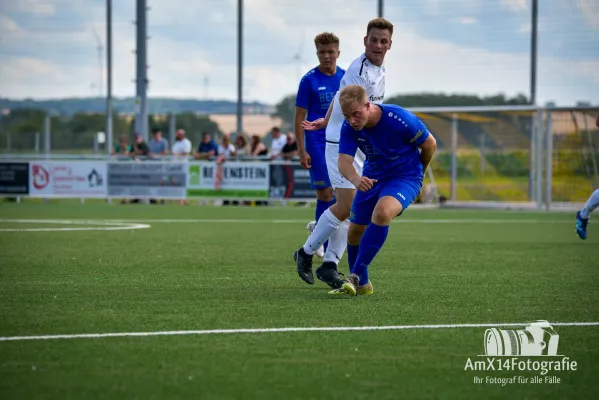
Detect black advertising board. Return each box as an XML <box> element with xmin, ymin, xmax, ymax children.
<box><xmin>269</xmin><ymin>163</ymin><xmax>314</xmax><ymax>199</ymax></box>
<box><xmin>0</xmin><ymin>162</ymin><xmax>29</xmax><ymax>195</ymax></box>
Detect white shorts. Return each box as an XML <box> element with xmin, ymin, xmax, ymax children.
<box><xmin>325</xmin><ymin>141</ymin><xmax>365</xmax><ymax>190</ymax></box>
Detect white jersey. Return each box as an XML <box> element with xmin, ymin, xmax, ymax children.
<box><xmin>326</xmin><ymin>53</ymin><xmax>385</xmax><ymax>142</ymax></box>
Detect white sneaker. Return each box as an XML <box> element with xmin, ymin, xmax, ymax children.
<box><xmin>306</xmin><ymin>221</ymin><xmax>325</xmax><ymax>258</ymax></box>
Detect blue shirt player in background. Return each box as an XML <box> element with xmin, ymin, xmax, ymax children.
<box><xmin>331</xmin><ymin>84</ymin><xmax>437</xmax><ymax>296</ymax></box>
<box><xmin>295</xmin><ymin>32</ymin><xmax>345</xmax><ymax>259</ymax></box>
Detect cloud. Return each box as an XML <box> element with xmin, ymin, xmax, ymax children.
<box><xmin>578</xmin><ymin>0</ymin><xmax>599</xmax><ymax>29</ymax></box>
<box><xmin>0</xmin><ymin>57</ymin><xmax>66</xmax><ymax>90</ymax></box>
<box><xmin>424</xmin><ymin>0</ymin><xmax>441</xmax><ymax>15</ymax></box>
<box><xmin>456</xmin><ymin>17</ymin><xmax>477</xmax><ymax>25</ymax></box>
<box><xmin>0</xmin><ymin>0</ymin><xmax>56</xmax><ymax>16</ymax></box>
<box><xmin>0</xmin><ymin>14</ymin><xmax>24</xmax><ymax>39</ymax></box>
<box><xmin>501</xmin><ymin>0</ymin><xmax>528</xmax><ymax>13</ymax></box>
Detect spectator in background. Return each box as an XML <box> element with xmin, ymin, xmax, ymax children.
<box><xmin>171</xmin><ymin>129</ymin><xmax>192</xmax><ymax>206</ymax></box>
<box><xmin>112</xmin><ymin>134</ymin><xmax>132</xmax><ymax>156</ymax></box>
<box><xmin>171</xmin><ymin>129</ymin><xmax>192</xmax><ymax>161</ymax></box>
<box><xmin>148</xmin><ymin>127</ymin><xmax>169</xmax><ymax>205</ymax></box>
<box><xmin>281</xmin><ymin>132</ymin><xmax>299</xmax><ymax>160</ymax></box>
<box><xmin>149</xmin><ymin>128</ymin><xmax>169</xmax><ymax>158</ymax></box>
<box><xmin>217</xmin><ymin>134</ymin><xmax>236</xmax><ymax>160</ymax></box>
<box><xmin>195</xmin><ymin>132</ymin><xmax>218</xmax><ymax>159</ymax></box>
<box><xmin>234</xmin><ymin>134</ymin><xmax>248</xmax><ymax>157</ymax></box>
<box><xmin>269</xmin><ymin>126</ymin><xmax>288</xmax><ymax>159</ymax></box>
<box><xmin>249</xmin><ymin>135</ymin><xmax>268</xmax><ymax>157</ymax></box>
<box><xmin>215</xmin><ymin>134</ymin><xmax>236</xmax><ymax>191</ymax></box>
<box><xmin>132</xmin><ymin>133</ymin><xmax>149</xmax><ymax>159</ymax></box>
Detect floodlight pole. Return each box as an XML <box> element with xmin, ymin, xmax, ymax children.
<box><xmin>236</xmin><ymin>0</ymin><xmax>243</xmax><ymax>135</ymax></box>
<box><xmin>106</xmin><ymin>0</ymin><xmax>113</xmax><ymax>155</ymax></box>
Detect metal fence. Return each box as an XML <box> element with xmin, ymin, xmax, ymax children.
<box><xmin>412</xmin><ymin>105</ymin><xmax>598</xmax><ymax>209</ymax></box>
<box><xmin>547</xmin><ymin>109</ymin><xmax>599</xmax><ymax>206</ymax></box>
<box><xmin>3</xmin><ymin>105</ymin><xmax>597</xmax><ymax>210</ymax></box>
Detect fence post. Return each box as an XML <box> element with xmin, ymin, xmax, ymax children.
<box><xmin>35</xmin><ymin>132</ymin><xmax>40</xmax><ymax>153</ymax></box>
<box><xmin>93</xmin><ymin>134</ymin><xmax>99</xmax><ymax>155</ymax></box>
<box><xmin>529</xmin><ymin>114</ymin><xmax>536</xmax><ymax>201</ymax></box>
<box><xmin>479</xmin><ymin>132</ymin><xmax>486</xmax><ymax>175</ymax></box>
<box><xmin>6</xmin><ymin>133</ymin><xmax>11</xmax><ymax>153</ymax></box>
<box><xmin>169</xmin><ymin>113</ymin><xmax>176</xmax><ymax>151</ymax></box>
<box><xmin>544</xmin><ymin>110</ymin><xmax>553</xmax><ymax>211</ymax></box>
<box><xmin>535</xmin><ymin>108</ymin><xmax>544</xmax><ymax>210</ymax></box>
<box><xmin>450</xmin><ymin>113</ymin><xmax>458</xmax><ymax>201</ymax></box>
<box><xmin>44</xmin><ymin>114</ymin><xmax>51</xmax><ymax>158</ymax></box>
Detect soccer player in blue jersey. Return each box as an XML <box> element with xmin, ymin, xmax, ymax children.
<box><xmin>330</xmin><ymin>84</ymin><xmax>437</xmax><ymax>296</ymax></box>
<box><xmin>295</xmin><ymin>33</ymin><xmax>345</xmax><ymax>260</ymax></box>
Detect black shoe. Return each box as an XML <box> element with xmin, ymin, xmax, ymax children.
<box><xmin>315</xmin><ymin>261</ymin><xmax>345</xmax><ymax>289</ymax></box>
<box><xmin>293</xmin><ymin>248</ymin><xmax>314</xmax><ymax>284</ymax></box>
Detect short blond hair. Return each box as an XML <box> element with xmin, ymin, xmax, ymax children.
<box><xmin>314</xmin><ymin>32</ymin><xmax>340</xmax><ymax>47</ymax></box>
<box><xmin>339</xmin><ymin>85</ymin><xmax>368</xmax><ymax>108</ymax></box>
<box><xmin>367</xmin><ymin>18</ymin><xmax>393</xmax><ymax>36</ymax></box>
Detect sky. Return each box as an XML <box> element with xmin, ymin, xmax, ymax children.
<box><xmin>0</xmin><ymin>0</ymin><xmax>598</xmax><ymax>106</ymax></box>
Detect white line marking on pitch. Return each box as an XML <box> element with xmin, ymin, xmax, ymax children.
<box><xmin>1</xmin><ymin>321</ymin><xmax>597</xmax><ymax>342</ymax></box>
<box><xmin>0</xmin><ymin>218</ymin><xmax>573</xmax><ymax>225</ymax></box>
<box><xmin>0</xmin><ymin>219</ymin><xmax>150</xmax><ymax>232</ymax></box>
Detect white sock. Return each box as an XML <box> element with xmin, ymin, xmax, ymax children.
<box><xmin>581</xmin><ymin>189</ymin><xmax>599</xmax><ymax>219</ymax></box>
<box><xmin>303</xmin><ymin>209</ymin><xmax>342</xmax><ymax>255</ymax></box>
<box><xmin>324</xmin><ymin>219</ymin><xmax>349</xmax><ymax>264</ymax></box>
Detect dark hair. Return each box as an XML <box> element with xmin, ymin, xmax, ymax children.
<box><xmin>236</xmin><ymin>134</ymin><xmax>247</xmax><ymax>147</ymax></box>
<box><xmin>314</xmin><ymin>32</ymin><xmax>340</xmax><ymax>47</ymax></box>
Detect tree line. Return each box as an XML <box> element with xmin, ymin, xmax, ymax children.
<box><xmin>0</xmin><ymin>109</ymin><xmax>220</xmax><ymax>152</ymax></box>
<box><xmin>0</xmin><ymin>92</ymin><xmax>529</xmax><ymax>152</ymax></box>
<box><xmin>271</xmin><ymin>92</ymin><xmax>530</xmax><ymax>129</ymax></box>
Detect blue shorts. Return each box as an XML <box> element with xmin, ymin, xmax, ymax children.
<box><xmin>349</xmin><ymin>177</ymin><xmax>422</xmax><ymax>225</ymax></box>
<box><xmin>305</xmin><ymin>138</ymin><xmax>330</xmax><ymax>189</ymax></box>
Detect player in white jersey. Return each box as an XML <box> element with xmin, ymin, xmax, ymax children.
<box><xmin>293</xmin><ymin>18</ymin><xmax>394</xmax><ymax>288</ymax></box>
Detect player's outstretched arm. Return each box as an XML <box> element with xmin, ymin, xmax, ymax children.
<box><xmin>294</xmin><ymin>106</ymin><xmax>311</xmax><ymax>168</ymax></box>
<box><xmin>301</xmin><ymin>97</ymin><xmax>335</xmax><ymax>131</ymax></box>
<box><xmin>418</xmin><ymin>133</ymin><xmax>437</xmax><ymax>173</ymax></box>
<box><xmin>339</xmin><ymin>153</ymin><xmax>377</xmax><ymax>191</ymax></box>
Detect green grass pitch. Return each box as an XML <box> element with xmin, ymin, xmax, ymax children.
<box><xmin>0</xmin><ymin>202</ymin><xmax>598</xmax><ymax>399</ymax></box>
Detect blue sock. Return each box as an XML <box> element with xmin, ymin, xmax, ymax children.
<box><xmin>347</xmin><ymin>243</ymin><xmax>359</xmax><ymax>273</ymax></box>
<box><xmin>351</xmin><ymin>223</ymin><xmax>389</xmax><ymax>285</ymax></box>
<box><xmin>316</xmin><ymin>197</ymin><xmax>335</xmax><ymax>251</ymax></box>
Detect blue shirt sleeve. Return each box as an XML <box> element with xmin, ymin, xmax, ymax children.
<box><xmin>392</xmin><ymin>113</ymin><xmax>430</xmax><ymax>147</ymax></box>
<box><xmin>339</xmin><ymin>121</ymin><xmax>359</xmax><ymax>157</ymax></box>
<box><xmin>295</xmin><ymin>75</ymin><xmax>310</xmax><ymax>110</ymax></box>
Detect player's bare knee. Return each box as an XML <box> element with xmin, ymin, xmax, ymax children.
<box><xmin>330</xmin><ymin>200</ymin><xmax>351</xmax><ymax>221</ymax></box>
<box><xmin>372</xmin><ymin>205</ymin><xmax>401</xmax><ymax>225</ymax></box>
<box><xmin>315</xmin><ymin>187</ymin><xmax>333</xmax><ymax>202</ymax></box>
<box><xmin>348</xmin><ymin>223</ymin><xmax>366</xmax><ymax>245</ymax></box>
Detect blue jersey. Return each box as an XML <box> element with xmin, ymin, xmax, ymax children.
<box><xmin>339</xmin><ymin>104</ymin><xmax>430</xmax><ymax>182</ymax></box>
<box><xmin>296</xmin><ymin>66</ymin><xmax>345</xmax><ymax>145</ymax></box>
